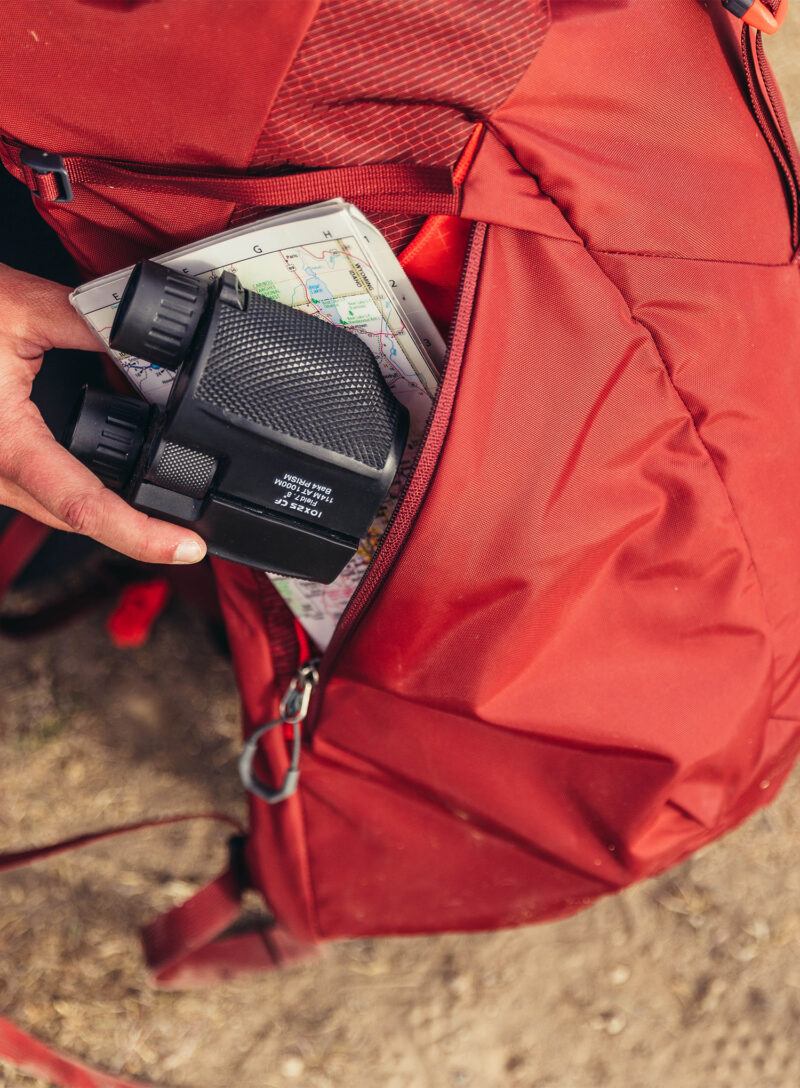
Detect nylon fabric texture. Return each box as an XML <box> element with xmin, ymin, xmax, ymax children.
<box><xmin>230</xmin><ymin>0</ymin><xmax>549</xmax><ymax>248</ymax></box>
<box><xmin>0</xmin><ymin>0</ymin><xmax>321</xmax><ymax>273</ymax></box>
<box><xmin>0</xmin><ymin>0</ymin><xmax>798</xmax><ymax>969</ymax></box>
<box><xmin>232</xmin><ymin>2</ymin><xmax>800</xmax><ymax>942</ymax></box>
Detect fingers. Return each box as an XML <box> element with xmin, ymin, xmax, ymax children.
<box><xmin>3</xmin><ymin>419</ymin><xmax>207</xmax><ymax>565</ymax></box>
<box><xmin>0</xmin><ymin>263</ymin><xmax>205</xmax><ymax>565</ymax></box>
<box><xmin>0</xmin><ymin>263</ymin><xmax>101</xmax><ymax>355</ymax></box>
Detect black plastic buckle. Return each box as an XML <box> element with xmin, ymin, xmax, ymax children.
<box><xmin>19</xmin><ymin>146</ymin><xmax>73</xmax><ymax>203</ymax></box>
<box><xmin>722</xmin><ymin>0</ymin><xmax>752</xmax><ymax>16</ymax></box>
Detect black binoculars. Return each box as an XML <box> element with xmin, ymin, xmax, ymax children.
<box><xmin>65</xmin><ymin>259</ymin><xmax>409</xmax><ymax>583</ymax></box>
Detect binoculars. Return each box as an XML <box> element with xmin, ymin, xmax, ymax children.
<box><xmin>65</xmin><ymin>260</ymin><xmax>409</xmax><ymax>583</ymax></box>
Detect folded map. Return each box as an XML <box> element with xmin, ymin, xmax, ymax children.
<box><xmin>70</xmin><ymin>200</ymin><xmax>446</xmax><ymax>649</ymax></box>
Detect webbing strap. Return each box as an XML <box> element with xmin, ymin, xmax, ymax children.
<box><xmin>0</xmin><ymin>1017</ymin><xmax>171</xmax><ymax>1088</ymax></box>
<box><xmin>1</xmin><ymin>139</ymin><xmax>461</xmax><ymax>217</ymax></box>
<box><xmin>144</xmin><ymin>913</ymin><xmax>322</xmax><ymax>990</ymax></box>
<box><xmin>141</xmin><ymin>865</ymin><xmax>242</xmax><ymax>984</ymax></box>
<box><xmin>0</xmin><ymin>812</ymin><xmax>241</xmax><ymax>874</ymax></box>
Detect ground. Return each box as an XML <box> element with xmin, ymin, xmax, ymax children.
<box><xmin>1</xmin><ymin>20</ymin><xmax>800</xmax><ymax>1088</ymax></box>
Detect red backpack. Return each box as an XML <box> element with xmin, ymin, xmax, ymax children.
<box><xmin>0</xmin><ymin>2</ymin><xmax>798</xmax><ymax>1085</ymax></box>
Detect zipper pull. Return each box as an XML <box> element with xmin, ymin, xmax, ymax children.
<box><xmin>722</xmin><ymin>0</ymin><xmax>787</xmax><ymax>34</ymax></box>
<box><xmin>238</xmin><ymin>660</ymin><xmax>319</xmax><ymax>804</ymax></box>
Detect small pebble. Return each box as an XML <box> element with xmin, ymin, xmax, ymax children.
<box><xmin>281</xmin><ymin>1056</ymin><xmax>305</xmax><ymax>1079</ymax></box>
<box><xmin>590</xmin><ymin>1010</ymin><xmax>627</xmax><ymax>1036</ymax></box>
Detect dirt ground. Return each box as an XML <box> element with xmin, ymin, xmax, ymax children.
<box><xmin>2</xmin><ymin>21</ymin><xmax>800</xmax><ymax>1088</ymax></box>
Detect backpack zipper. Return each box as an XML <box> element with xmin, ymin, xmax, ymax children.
<box><xmin>740</xmin><ymin>23</ymin><xmax>800</xmax><ymax>254</ymax></box>
<box><xmin>294</xmin><ymin>220</ymin><xmax>487</xmax><ymax>738</ymax></box>
<box><xmin>241</xmin><ymin>222</ymin><xmax>485</xmax><ymax>802</ymax></box>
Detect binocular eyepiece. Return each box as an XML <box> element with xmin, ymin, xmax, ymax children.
<box><xmin>65</xmin><ymin>259</ymin><xmax>409</xmax><ymax>583</ymax></box>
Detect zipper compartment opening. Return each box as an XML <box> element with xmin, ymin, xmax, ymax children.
<box><xmin>244</xmin><ymin>220</ymin><xmax>487</xmax><ymax>803</ymax></box>
<box><xmin>300</xmin><ymin>220</ymin><xmax>489</xmax><ymax>738</ymax></box>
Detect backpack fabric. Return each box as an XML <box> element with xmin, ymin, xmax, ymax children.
<box><xmin>1</xmin><ymin>0</ymin><xmax>800</xmax><ymax>961</ymax></box>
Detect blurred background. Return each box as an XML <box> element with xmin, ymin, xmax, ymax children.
<box><xmin>1</xmin><ymin>14</ymin><xmax>799</xmax><ymax>1088</ymax></box>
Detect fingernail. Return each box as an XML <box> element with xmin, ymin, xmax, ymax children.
<box><xmin>172</xmin><ymin>540</ymin><xmax>205</xmax><ymax>564</ymax></box>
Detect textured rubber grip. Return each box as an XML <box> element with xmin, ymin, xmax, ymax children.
<box><xmin>195</xmin><ymin>290</ymin><xmax>402</xmax><ymax>470</ymax></box>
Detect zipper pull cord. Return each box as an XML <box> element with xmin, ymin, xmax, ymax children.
<box><xmin>722</xmin><ymin>0</ymin><xmax>788</xmax><ymax>34</ymax></box>
<box><xmin>238</xmin><ymin>661</ymin><xmax>319</xmax><ymax>804</ymax></box>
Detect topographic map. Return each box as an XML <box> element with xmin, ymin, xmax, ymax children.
<box><xmin>70</xmin><ymin>201</ymin><xmax>445</xmax><ymax>648</ymax></box>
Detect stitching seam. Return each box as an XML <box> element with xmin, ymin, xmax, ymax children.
<box><xmin>587</xmin><ymin>246</ymin><xmax>793</xmax><ymax>269</ymax></box>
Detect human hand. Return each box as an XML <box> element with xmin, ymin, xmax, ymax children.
<box><xmin>0</xmin><ymin>262</ymin><xmax>206</xmax><ymax>564</ymax></box>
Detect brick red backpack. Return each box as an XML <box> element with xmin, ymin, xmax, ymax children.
<box><xmin>1</xmin><ymin>2</ymin><xmax>799</xmax><ymax>1085</ymax></box>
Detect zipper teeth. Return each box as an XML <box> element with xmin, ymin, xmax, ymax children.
<box><xmin>306</xmin><ymin>221</ymin><xmax>487</xmax><ymax>733</ymax></box>
<box><xmin>755</xmin><ymin>34</ymin><xmax>799</xmax><ymax>169</ymax></box>
<box><xmin>741</xmin><ymin>25</ymin><xmax>800</xmax><ymax>251</ymax></box>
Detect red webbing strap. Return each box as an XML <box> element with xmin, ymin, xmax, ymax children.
<box><xmin>30</xmin><ymin>170</ymin><xmax>63</xmax><ymax>203</ymax></box>
<box><xmin>145</xmin><ymin>916</ymin><xmax>322</xmax><ymax>990</ymax></box>
<box><xmin>0</xmin><ymin>1018</ymin><xmax>172</xmax><ymax>1088</ymax></box>
<box><xmin>141</xmin><ymin>823</ymin><xmax>321</xmax><ymax>990</ymax></box>
<box><xmin>141</xmin><ymin>865</ymin><xmax>242</xmax><ymax>985</ymax></box>
<box><xmin>0</xmin><ymin>811</ymin><xmax>241</xmax><ymax>874</ymax></box>
<box><xmin>1</xmin><ymin>140</ymin><xmax>461</xmax><ymax>217</ymax></box>
<box><xmin>0</xmin><ymin>813</ymin><xmax>243</xmax><ymax>1088</ymax></box>
<box><xmin>0</xmin><ymin>513</ymin><xmax>51</xmax><ymax>601</ymax></box>
<box><xmin>0</xmin><ymin>913</ymin><xmax>320</xmax><ymax>1083</ymax></box>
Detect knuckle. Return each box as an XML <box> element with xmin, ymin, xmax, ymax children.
<box><xmin>59</xmin><ymin>491</ymin><xmax>102</xmax><ymax>537</ymax></box>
